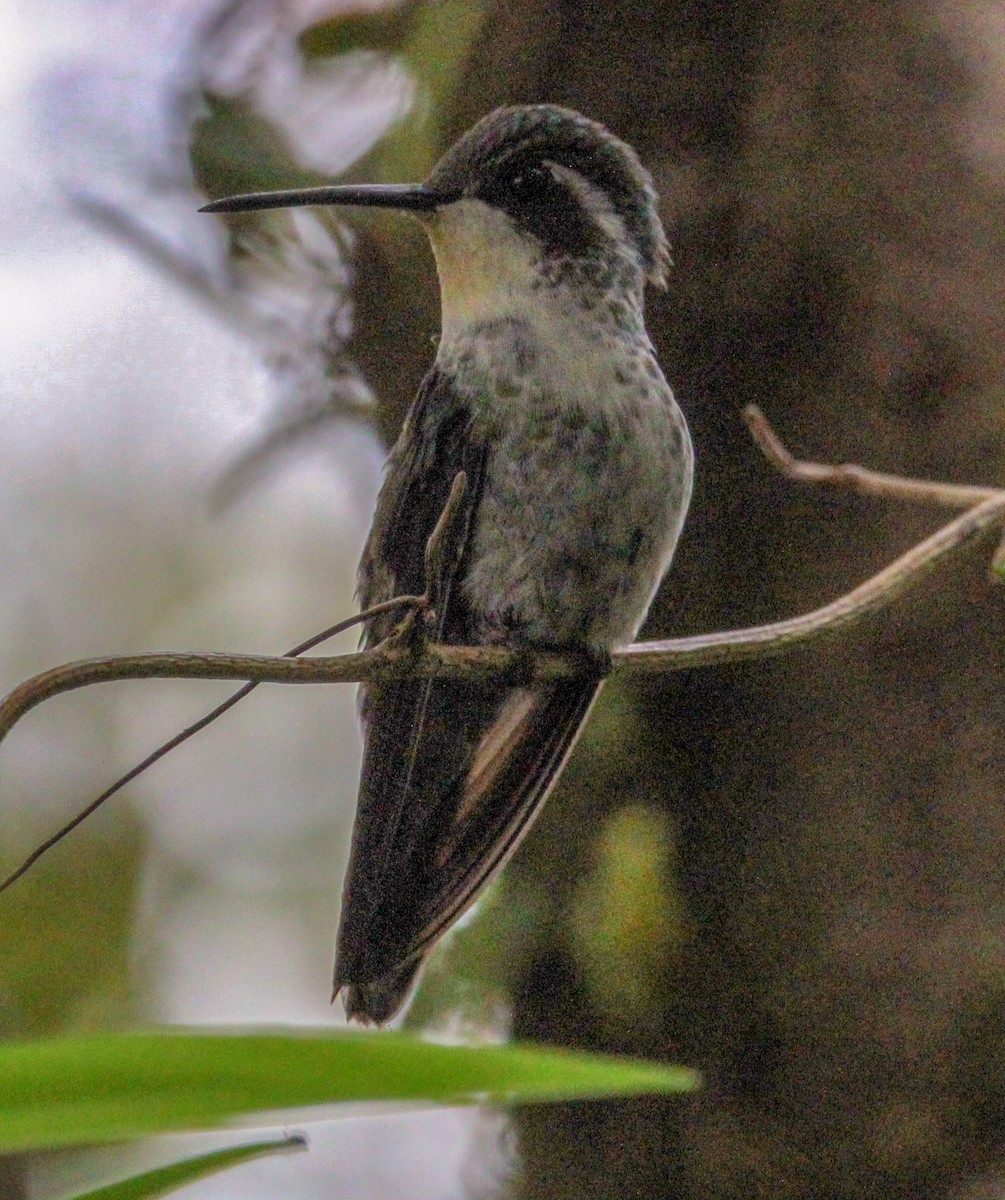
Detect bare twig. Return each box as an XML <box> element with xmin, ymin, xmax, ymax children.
<box><xmin>4</xmin><ymin>411</ymin><xmax>1004</xmax><ymax>893</ymax></box>
<box><xmin>3</xmin><ymin>492</ymin><xmax>1004</xmax><ymax>747</ymax></box>
<box><xmin>631</xmin><ymin>490</ymin><xmax>1005</xmax><ymax>669</ymax></box>
<box><xmin>0</xmin><ymin>594</ymin><xmax>423</xmax><ymax>895</ymax></box>
<box><xmin>743</xmin><ymin>404</ymin><xmax>1002</xmax><ymax>509</ymax></box>
<box><xmin>424</xmin><ymin>471</ymin><xmax>469</xmax><ymax>605</ymax></box>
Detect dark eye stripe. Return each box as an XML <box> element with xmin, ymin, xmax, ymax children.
<box><xmin>475</xmin><ymin>160</ymin><xmax>602</xmax><ymax>260</ymax></box>
<box><xmin>423</xmin><ymin>106</ymin><xmax>668</xmax><ymax>284</ymax></box>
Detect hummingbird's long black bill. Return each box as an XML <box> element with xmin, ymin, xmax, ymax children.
<box><xmin>199</xmin><ymin>183</ymin><xmax>447</xmax><ymax>214</ymax></box>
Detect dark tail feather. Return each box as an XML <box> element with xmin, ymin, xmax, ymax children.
<box><xmin>335</xmin><ymin>958</ymin><xmax>423</xmax><ymax>1025</ymax></box>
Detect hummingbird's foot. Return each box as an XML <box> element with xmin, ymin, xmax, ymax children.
<box><xmin>488</xmin><ymin>628</ymin><xmax>613</xmax><ymax>684</ymax></box>
<box><xmin>572</xmin><ymin>643</ymin><xmax>614</xmax><ymax>678</ymax></box>
<box><xmin>378</xmin><ymin>596</ymin><xmax>431</xmax><ymax>656</ymax></box>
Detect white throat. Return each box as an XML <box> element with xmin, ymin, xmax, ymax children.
<box><xmin>425</xmin><ymin>198</ymin><xmax>544</xmax><ymax>343</ymax></box>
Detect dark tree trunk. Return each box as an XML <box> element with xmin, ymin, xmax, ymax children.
<box><xmin>443</xmin><ymin>4</ymin><xmax>1005</xmax><ymax>1197</ymax></box>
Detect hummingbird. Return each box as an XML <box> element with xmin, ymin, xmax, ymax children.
<box><xmin>201</xmin><ymin>104</ymin><xmax>693</xmax><ymax>1024</ymax></box>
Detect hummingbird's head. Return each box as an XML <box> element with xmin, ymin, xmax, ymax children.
<box><xmin>200</xmin><ymin>105</ymin><xmax>668</xmax><ymax>332</ymax></box>
<box><xmin>422</xmin><ymin>105</ymin><xmax>668</xmax><ymax>290</ymax></box>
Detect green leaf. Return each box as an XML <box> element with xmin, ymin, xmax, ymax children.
<box><xmin>568</xmin><ymin>804</ymin><xmax>691</xmax><ymax>1032</ymax></box>
<box><xmin>299</xmin><ymin>6</ymin><xmax>417</xmax><ymax>59</ymax></box>
<box><xmin>0</xmin><ymin>1027</ymin><xmax>698</xmax><ymax>1153</ymax></box>
<box><xmin>0</xmin><ymin>818</ymin><xmax>143</xmax><ymax>1035</ymax></box>
<box><xmin>65</xmin><ymin>1136</ymin><xmax>306</xmax><ymax>1200</ymax></box>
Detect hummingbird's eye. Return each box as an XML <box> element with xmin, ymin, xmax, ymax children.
<box><xmin>478</xmin><ymin>163</ymin><xmax>555</xmax><ymax>210</ymax></box>
<box><xmin>507</xmin><ymin>165</ymin><xmax>552</xmax><ymax>199</ymax></box>
<box><xmin>478</xmin><ymin>159</ymin><xmax>597</xmax><ymax>261</ymax></box>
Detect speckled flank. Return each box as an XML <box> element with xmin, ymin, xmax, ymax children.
<box><xmin>435</xmin><ymin>286</ymin><xmax>692</xmax><ymax>650</ymax></box>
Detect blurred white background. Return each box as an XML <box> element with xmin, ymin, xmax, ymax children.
<box><xmin>0</xmin><ymin>0</ymin><xmax>497</xmax><ymax>1195</ymax></box>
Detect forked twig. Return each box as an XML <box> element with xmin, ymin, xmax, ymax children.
<box><xmin>742</xmin><ymin>404</ymin><xmax>1001</xmax><ymax>508</ymax></box>
<box><xmin>0</xmin><ymin>594</ymin><xmax>423</xmax><ymax>894</ymax></box>
<box><xmin>2</xmin><ymin>410</ymin><xmax>1004</xmax><ymax>890</ymax></box>
<box><xmin>743</xmin><ymin>403</ymin><xmax>1005</xmax><ymax>572</ymax></box>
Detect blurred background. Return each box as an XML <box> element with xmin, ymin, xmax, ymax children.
<box><xmin>4</xmin><ymin>1</ymin><xmax>1005</xmax><ymax>1197</ymax></box>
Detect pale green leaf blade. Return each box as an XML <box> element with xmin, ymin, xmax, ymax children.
<box><xmin>0</xmin><ymin>1027</ymin><xmax>698</xmax><ymax>1153</ymax></box>
<box><xmin>66</xmin><ymin>1135</ymin><xmax>306</xmax><ymax>1200</ymax></box>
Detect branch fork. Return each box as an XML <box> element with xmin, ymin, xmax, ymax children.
<box><xmin>2</xmin><ymin>407</ymin><xmax>1004</xmax><ymax>891</ymax></box>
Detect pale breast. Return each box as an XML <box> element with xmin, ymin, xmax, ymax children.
<box><xmin>446</xmin><ymin>318</ymin><xmax>693</xmax><ymax>650</ymax></box>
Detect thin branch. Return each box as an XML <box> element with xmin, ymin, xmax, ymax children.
<box><xmin>743</xmin><ymin>404</ymin><xmax>1002</xmax><ymax>508</ymax></box>
<box><xmin>424</xmin><ymin>470</ymin><xmax>469</xmax><ymax>612</ymax></box>
<box><xmin>4</xmin><ymin>410</ymin><xmax>1004</xmax><ymax>894</ymax></box>
<box><xmin>3</xmin><ymin>491</ymin><xmax>1004</xmax><ymax>751</ymax></box>
<box><xmin>0</xmin><ymin>594</ymin><xmax>423</xmax><ymax>894</ymax></box>
<box><xmin>632</xmin><ymin>490</ymin><xmax>1005</xmax><ymax>669</ymax></box>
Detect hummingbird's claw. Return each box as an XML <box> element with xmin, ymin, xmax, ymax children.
<box><xmin>385</xmin><ymin>601</ymin><xmax>430</xmax><ymax>653</ymax></box>
<box><xmin>423</xmin><ymin>471</ymin><xmax>470</xmax><ymax>617</ymax></box>
<box><xmin>572</xmin><ymin>643</ymin><xmax>614</xmax><ymax>678</ymax></box>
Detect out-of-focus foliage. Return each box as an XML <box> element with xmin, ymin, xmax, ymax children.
<box><xmin>0</xmin><ymin>818</ymin><xmax>143</xmax><ymax>1037</ymax></box>
<box><xmin>404</xmin><ymin>878</ymin><xmax>534</xmax><ymax>1037</ymax></box>
<box><xmin>191</xmin><ymin>97</ymin><xmax>327</xmax><ymax>204</ymax></box>
<box><xmin>300</xmin><ymin>0</ymin><xmax>489</xmax><ymax>181</ymax></box>
<box><xmin>0</xmin><ymin>1027</ymin><xmax>697</xmax><ymax>1152</ymax></box>
<box><xmin>567</xmin><ymin>804</ymin><xmax>689</xmax><ymax>1035</ymax></box>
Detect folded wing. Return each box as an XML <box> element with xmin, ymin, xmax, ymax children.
<box><xmin>334</xmin><ymin>368</ymin><xmax>600</xmax><ymax>1022</ymax></box>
